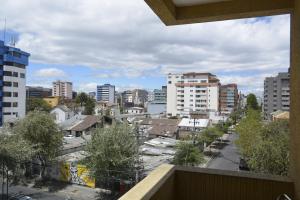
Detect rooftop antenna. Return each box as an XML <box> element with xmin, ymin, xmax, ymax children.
<box><xmin>10</xmin><ymin>35</ymin><xmax>16</xmax><ymax>47</ymax></box>
<box><xmin>3</xmin><ymin>18</ymin><xmax>6</xmax><ymax>44</ymax></box>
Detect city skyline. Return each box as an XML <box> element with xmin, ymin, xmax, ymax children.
<box><xmin>0</xmin><ymin>0</ymin><xmax>290</xmax><ymax>95</ymax></box>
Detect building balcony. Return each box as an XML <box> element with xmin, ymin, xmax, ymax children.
<box><xmin>120</xmin><ymin>164</ymin><xmax>294</xmax><ymax>200</ymax></box>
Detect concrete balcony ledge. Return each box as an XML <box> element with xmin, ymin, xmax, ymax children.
<box><xmin>119</xmin><ymin>164</ymin><xmax>176</xmax><ymax>200</ymax></box>
<box><xmin>120</xmin><ymin>164</ymin><xmax>294</xmax><ymax>200</ymax></box>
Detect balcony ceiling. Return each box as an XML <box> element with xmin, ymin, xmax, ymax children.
<box><xmin>173</xmin><ymin>0</ymin><xmax>230</xmax><ymax>7</ymax></box>
<box><xmin>145</xmin><ymin>0</ymin><xmax>294</xmax><ymax>25</ymax></box>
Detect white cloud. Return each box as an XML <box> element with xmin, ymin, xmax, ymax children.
<box><xmin>34</xmin><ymin>68</ymin><xmax>66</xmax><ymax>78</ymax></box>
<box><xmin>0</xmin><ymin>0</ymin><xmax>290</xmax><ymax>93</ymax></box>
<box><xmin>77</xmin><ymin>82</ymin><xmax>98</xmax><ymax>92</ymax></box>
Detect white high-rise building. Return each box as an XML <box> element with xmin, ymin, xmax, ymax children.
<box><xmin>1</xmin><ymin>40</ymin><xmax>30</xmax><ymax>125</ymax></box>
<box><xmin>167</xmin><ymin>73</ymin><xmax>220</xmax><ymax>117</ymax></box>
<box><xmin>52</xmin><ymin>81</ymin><xmax>73</xmax><ymax>99</ymax></box>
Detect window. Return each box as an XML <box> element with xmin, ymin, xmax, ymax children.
<box><xmin>3</xmin><ymin>81</ymin><xmax>12</xmax><ymax>87</ymax></box>
<box><xmin>3</xmin><ymin>92</ymin><xmax>12</xmax><ymax>97</ymax></box>
<box><xmin>13</xmin><ymin>92</ymin><xmax>18</xmax><ymax>97</ymax></box>
<box><xmin>3</xmin><ymin>112</ymin><xmax>11</xmax><ymax>115</ymax></box>
<box><xmin>13</xmin><ymin>72</ymin><xmax>18</xmax><ymax>77</ymax></box>
<box><xmin>3</xmin><ymin>102</ymin><xmax>11</xmax><ymax>107</ymax></box>
<box><xmin>20</xmin><ymin>73</ymin><xmax>25</xmax><ymax>78</ymax></box>
<box><xmin>13</xmin><ymin>102</ymin><xmax>18</xmax><ymax>107</ymax></box>
<box><xmin>13</xmin><ymin>82</ymin><xmax>18</xmax><ymax>87</ymax></box>
<box><xmin>168</xmin><ymin>81</ymin><xmax>172</xmax><ymax>84</ymax></box>
<box><xmin>3</xmin><ymin>71</ymin><xmax>12</xmax><ymax>76</ymax></box>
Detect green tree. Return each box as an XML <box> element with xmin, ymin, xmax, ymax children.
<box><xmin>173</xmin><ymin>141</ymin><xmax>204</xmax><ymax>167</ymax></box>
<box><xmin>246</xmin><ymin>93</ymin><xmax>259</xmax><ymax>110</ymax></box>
<box><xmin>0</xmin><ymin>133</ymin><xmax>35</xmax><ymax>182</ymax></box>
<box><xmin>248</xmin><ymin>120</ymin><xmax>289</xmax><ymax>176</ymax></box>
<box><xmin>13</xmin><ymin>111</ymin><xmax>63</xmax><ymax>179</ymax></box>
<box><xmin>83</xmin><ymin>97</ymin><xmax>95</xmax><ymax>115</ymax></box>
<box><xmin>85</xmin><ymin>124</ymin><xmax>139</xmax><ymax>187</ymax></box>
<box><xmin>198</xmin><ymin>126</ymin><xmax>223</xmax><ymax>146</ymax></box>
<box><xmin>235</xmin><ymin>109</ymin><xmax>262</xmax><ymax>158</ymax></box>
<box><xmin>26</xmin><ymin>98</ymin><xmax>52</xmax><ymax>113</ymax></box>
<box><xmin>76</xmin><ymin>92</ymin><xmax>88</xmax><ymax>107</ymax></box>
<box><xmin>76</xmin><ymin>93</ymin><xmax>95</xmax><ymax>115</ymax></box>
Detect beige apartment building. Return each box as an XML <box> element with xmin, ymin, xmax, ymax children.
<box><xmin>52</xmin><ymin>80</ymin><xmax>73</xmax><ymax>99</ymax></box>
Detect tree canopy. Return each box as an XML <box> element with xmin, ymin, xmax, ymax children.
<box><xmin>13</xmin><ymin>111</ymin><xmax>63</xmax><ymax>177</ymax></box>
<box><xmin>26</xmin><ymin>98</ymin><xmax>52</xmax><ymax>113</ymax></box>
<box><xmin>246</xmin><ymin>93</ymin><xmax>259</xmax><ymax>110</ymax></box>
<box><xmin>197</xmin><ymin>126</ymin><xmax>224</xmax><ymax>146</ymax></box>
<box><xmin>85</xmin><ymin>124</ymin><xmax>139</xmax><ymax>185</ymax></box>
<box><xmin>173</xmin><ymin>141</ymin><xmax>204</xmax><ymax>167</ymax></box>
<box><xmin>0</xmin><ymin>133</ymin><xmax>35</xmax><ymax>181</ymax></box>
<box><xmin>235</xmin><ymin>110</ymin><xmax>289</xmax><ymax>176</ymax></box>
<box><xmin>76</xmin><ymin>92</ymin><xmax>95</xmax><ymax>115</ymax></box>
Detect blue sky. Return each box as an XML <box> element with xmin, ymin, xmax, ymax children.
<box><xmin>0</xmin><ymin>1</ymin><xmax>290</xmax><ymax>95</ymax></box>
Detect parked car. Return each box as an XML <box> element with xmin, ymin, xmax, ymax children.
<box><xmin>9</xmin><ymin>193</ymin><xmax>33</xmax><ymax>200</ymax></box>
<box><xmin>239</xmin><ymin>158</ymin><xmax>250</xmax><ymax>171</ymax></box>
<box><xmin>63</xmin><ymin>134</ymin><xmax>74</xmax><ymax>139</ymax></box>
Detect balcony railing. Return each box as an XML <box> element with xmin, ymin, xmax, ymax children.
<box><xmin>120</xmin><ymin>164</ymin><xmax>294</xmax><ymax>200</ymax></box>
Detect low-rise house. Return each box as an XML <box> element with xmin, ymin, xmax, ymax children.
<box><xmin>139</xmin><ymin>118</ymin><xmax>179</xmax><ymax>139</ymax></box>
<box><xmin>59</xmin><ymin>115</ymin><xmax>101</xmax><ymax>137</ymax></box>
<box><xmin>126</xmin><ymin>107</ymin><xmax>144</xmax><ymax>114</ymax></box>
<box><xmin>178</xmin><ymin>118</ymin><xmax>209</xmax><ymax>131</ymax></box>
<box><xmin>94</xmin><ymin>101</ymin><xmax>119</xmax><ymax>117</ymax></box>
<box><xmin>51</xmin><ymin>105</ymin><xmax>74</xmax><ymax>123</ymax></box>
<box><xmin>272</xmin><ymin>111</ymin><xmax>290</xmax><ymax>121</ymax></box>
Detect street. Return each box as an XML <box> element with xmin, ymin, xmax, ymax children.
<box><xmin>1</xmin><ymin>183</ymin><xmax>102</xmax><ymax>200</ymax></box>
<box><xmin>207</xmin><ymin>133</ymin><xmax>240</xmax><ymax>171</ymax></box>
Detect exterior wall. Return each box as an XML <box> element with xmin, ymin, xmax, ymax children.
<box><xmin>263</xmin><ymin>72</ymin><xmax>290</xmax><ymax>119</ymax></box>
<box><xmin>126</xmin><ymin>108</ymin><xmax>144</xmax><ymax>114</ymax></box>
<box><xmin>132</xmin><ymin>89</ymin><xmax>148</xmax><ymax>105</ymax></box>
<box><xmin>220</xmin><ymin>84</ymin><xmax>238</xmax><ymax>114</ymax></box>
<box><xmin>43</xmin><ymin>97</ymin><xmax>60</xmax><ymax>108</ymax></box>
<box><xmin>0</xmin><ymin>41</ymin><xmax>30</xmax><ymax>125</ymax></box>
<box><xmin>96</xmin><ymin>84</ymin><xmax>115</xmax><ymax>104</ymax></box>
<box><xmin>52</xmin><ymin>81</ymin><xmax>73</xmax><ymax>99</ymax></box>
<box><xmin>2</xmin><ymin>65</ymin><xmax>26</xmax><ymax>122</ymax></box>
<box><xmin>153</xmin><ymin>86</ymin><xmax>167</xmax><ymax>102</ymax></box>
<box><xmin>167</xmin><ymin>74</ymin><xmax>182</xmax><ymax>117</ymax></box>
<box><xmin>26</xmin><ymin>86</ymin><xmax>52</xmax><ymax>98</ymax></box>
<box><xmin>167</xmin><ymin>73</ymin><xmax>220</xmax><ymax>117</ymax></box>
<box><xmin>46</xmin><ymin>161</ymin><xmax>95</xmax><ymax>188</ymax></box>
<box><xmin>51</xmin><ymin>108</ymin><xmax>74</xmax><ymax>123</ymax></box>
<box><xmin>208</xmin><ymin>85</ymin><xmax>219</xmax><ymax>112</ymax></box>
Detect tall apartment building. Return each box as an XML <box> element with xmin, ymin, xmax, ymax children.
<box><xmin>52</xmin><ymin>81</ymin><xmax>73</xmax><ymax>99</ymax></box>
<box><xmin>263</xmin><ymin>71</ymin><xmax>290</xmax><ymax>119</ymax></box>
<box><xmin>97</xmin><ymin>84</ymin><xmax>115</xmax><ymax>104</ymax></box>
<box><xmin>153</xmin><ymin>86</ymin><xmax>167</xmax><ymax>103</ymax></box>
<box><xmin>167</xmin><ymin>73</ymin><xmax>220</xmax><ymax>117</ymax></box>
<box><xmin>0</xmin><ymin>40</ymin><xmax>30</xmax><ymax>125</ymax></box>
<box><xmin>26</xmin><ymin>86</ymin><xmax>52</xmax><ymax>98</ymax></box>
<box><xmin>220</xmin><ymin>84</ymin><xmax>238</xmax><ymax>115</ymax></box>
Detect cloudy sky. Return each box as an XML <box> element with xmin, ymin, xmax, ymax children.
<box><xmin>0</xmin><ymin>0</ymin><xmax>290</xmax><ymax>96</ymax></box>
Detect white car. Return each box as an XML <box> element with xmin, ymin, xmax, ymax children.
<box><xmin>64</xmin><ymin>134</ymin><xmax>75</xmax><ymax>139</ymax></box>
